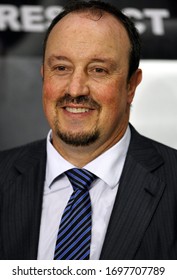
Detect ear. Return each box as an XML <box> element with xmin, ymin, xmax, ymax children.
<box><xmin>40</xmin><ymin>65</ymin><xmax>44</xmax><ymax>79</ymax></box>
<box><xmin>127</xmin><ymin>68</ymin><xmax>142</xmax><ymax>105</ymax></box>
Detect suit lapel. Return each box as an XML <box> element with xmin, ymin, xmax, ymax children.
<box><xmin>2</xmin><ymin>140</ymin><xmax>46</xmax><ymax>260</ymax></box>
<box><xmin>100</xmin><ymin>126</ymin><xmax>166</xmax><ymax>259</ymax></box>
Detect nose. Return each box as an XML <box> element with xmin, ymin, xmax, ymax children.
<box><xmin>66</xmin><ymin>69</ymin><xmax>90</xmax><ymax>97</ymax></box>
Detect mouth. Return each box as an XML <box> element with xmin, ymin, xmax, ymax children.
<box><xmin>64</xmin><ymin>107</ymin><xmax>90</xmax><ymax>114</ymax></box>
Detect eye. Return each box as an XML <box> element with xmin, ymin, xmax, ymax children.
<box><xmin>94</xmin><ymin>68</ymin><xmax>106</xmax><ymax>73</ymax></box>
<box><xmin>56</xmin><ymin>65</ymin><xmax>67</xmax><ymax>71</ymax></box>
<box><xmin>89</xmin><ymin>66</ymin><xmax>108</xmax><ymax>77</ymax></box>
<box><xmin>53</xmin><ymin>65</ymin><xmax>72</xmax><ymax>75</ymax></box>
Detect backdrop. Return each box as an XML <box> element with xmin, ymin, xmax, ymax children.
<box><xmin>0</xmin><ymin>0</ymin><xmax>177</xmax><ymax>149</ymax></box>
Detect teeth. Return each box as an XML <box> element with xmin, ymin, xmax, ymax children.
<box><xmin>65</xmin><ymin>107</ymin><xmax>89</xmax><ymax>113</ymax></box>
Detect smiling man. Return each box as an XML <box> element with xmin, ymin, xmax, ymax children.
<box><xmin>0</xmin><ymin>1</ymin><xmax>177</xmax><ymax>260</ymax></box>
<box><xmin>41</xmin><ymin>5</ymin><xmax>142</xmax><ymax>167</ymax></box>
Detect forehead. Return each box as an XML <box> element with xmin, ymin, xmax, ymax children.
<box><xmin>45</xmin><ymin>11</ymin><xmax>131</xmax><ymax>60</ymax></box>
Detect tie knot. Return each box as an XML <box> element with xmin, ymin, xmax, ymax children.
<box><xmin>65</xmin><ymin>168</ymin><xmax>96</xmax><ymax>191</ymax></box>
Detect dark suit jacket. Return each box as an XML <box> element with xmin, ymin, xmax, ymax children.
<box><xmin>0</xmin><ymin>125</ymin><xmax>177</xmax><ymax>259</ymax></box>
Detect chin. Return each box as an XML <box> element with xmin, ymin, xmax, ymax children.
<box><xmin>56</xmin><ymin>130</ymin><xmax>100</xmax><ymax>147</ymax></box>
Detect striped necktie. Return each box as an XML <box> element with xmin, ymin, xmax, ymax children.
<box><xmin>54</xmin><ymin>168</ymin><xmax>96</xmax><ymax>260</ymax></box>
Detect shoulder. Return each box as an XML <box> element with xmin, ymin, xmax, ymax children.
<box><xmin>129</xmin><ymin>124</ymin><xmax>177</xmax><ymax>161</ymax></box>
<box><xmin>147</xmin><ymin>138</ymin><xmax>177</xmax><ymax>172</ymax></box>
<box><xmin>140</xmin><ymin>132</ymin><xmax>177</xmax><ymax>159</ymax></box>
<box><xmin>0</xmin><ymin>139</ymin><xmax>46</xmax><ymax>171</ymax></box>
<box><xmin>129</xmin><ymin>124</ymin><xmax>177</xmax><ymax>163</ymax></box>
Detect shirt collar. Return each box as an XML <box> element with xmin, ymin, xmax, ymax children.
<box><xmin>45</xmin><ymin>132</ymin><xmax>74</xmax><ymax>188</ymax></box>
<box><xmin>84</xmin><ymin>126</ymin><xmax>131</xmax><ymax>188</ymax></box>
<box><xmin>45</xmin><ymin>126</ymin><xmax>131</xmax><ymax>189</ymax></box>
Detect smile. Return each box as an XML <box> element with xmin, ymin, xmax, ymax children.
<box><xmin>65</xmin><ymin>107</ymin><xmax>90</xmax><ymax>113</ymax></box>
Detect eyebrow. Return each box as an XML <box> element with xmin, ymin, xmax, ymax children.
<box><xmin>47</xmin><ymin>55</ymin><xmax>70</xmax><ymax>66</ymax></box>
<box><xmin>89</xmin><ymin>58</ymin><xmax>118</xmax><ymax>69</ymax></box>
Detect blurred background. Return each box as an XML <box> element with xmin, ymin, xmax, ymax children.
<box><xmin>0</xmin><ymin>0</ymin><xmax>177</xmax><ymax>150</ymax></box>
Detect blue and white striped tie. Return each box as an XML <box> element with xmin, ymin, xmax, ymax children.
<box><xmin>54</xmin><ymin>168</ymin><xmax>96</xmax><ymax>260</ymax></box>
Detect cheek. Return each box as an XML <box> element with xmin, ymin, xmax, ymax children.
<box><xmin>42</xmin><ymin>80</ymin><xmax>60</xmax><ymax>122</ymax></box>
<box><xmin>96</xmin><ymin>82</ymin><xmax>125</xmax><ymax>108</ymax></box>
<box><xmin>95</xmin><ymin>82</ymin><xmax>129</xmax><ymax>126</ymax></box>
<box><xmin>43</xmin><ymin>80</ymin><xmax>59</xmax><ymax>101</ymax></box>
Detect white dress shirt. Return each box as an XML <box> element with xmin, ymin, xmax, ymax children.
<box><xmin>37</xmin><ymin>126</ymin><xmax>131</xmax><ymax>260</ymax></box>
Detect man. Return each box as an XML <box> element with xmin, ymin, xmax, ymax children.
<box><xmin>0</xmin><ymin>1</ymin><xmax>177</xmax><ymax>260</ymax></box>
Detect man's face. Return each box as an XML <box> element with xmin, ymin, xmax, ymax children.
<box><xmin>42</xmin><ymin>11</ymin><xmax>142</xmax><ymax>153</ymax></box>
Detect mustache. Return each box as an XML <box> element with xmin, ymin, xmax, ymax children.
<box><xmin>56</xmin><ymin>94</ymin><xmax>100</xmax><ymax>109</ymax></box>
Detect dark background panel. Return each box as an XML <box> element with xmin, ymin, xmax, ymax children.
<box><xmin>0</xmin><ymin>0</ymin><xmax>177</xmax><ymax>58</ymax></box>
